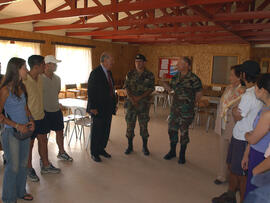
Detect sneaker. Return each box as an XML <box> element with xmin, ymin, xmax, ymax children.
<box><xmin>28</xmin><ymin>168</ymin><xmax>40</xmax><ymax>182</ymax></box>
<box><xmin>41</xmin><ymin>164</ymin><xmax>61</xmax><ymax>174</ymax></box>
<box><xmin>57</xmin><ymin>152</ymin><xmax>73</xmax><ymax>162</ymax></box>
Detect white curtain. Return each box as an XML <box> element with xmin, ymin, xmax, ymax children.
<box><xmin>0</xmin><ymin>40</ymin><xmax>40</xmax><ymax>74</ymax></box>
<box><xmin>55</xmin><ymin>45</ymin><xmax>92</xmax><ymax>89</ymax></box>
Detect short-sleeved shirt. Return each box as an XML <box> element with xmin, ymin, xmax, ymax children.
<box><xmin>170</xmin><ymin>71</ymin><xmax>202</xmax><ymax>117</ymax></box>
<box><xmin>233</xmin><ymin>86</ymin><xmax>263</xmax><ymax>141</ymax></box>
<box><xmin>124</xmin><ymin>68</ymin><xmax>155</xmax><ymax>104</ymax></box>
<box><xmin>42</xmin><ymin>73</ymin><xmax>61</xmax><ymax>112</ymax></box>
<box><xmin>23</xmin><ymin>74</ymin><xmax>44</xmax><ymax>120</ymax></box>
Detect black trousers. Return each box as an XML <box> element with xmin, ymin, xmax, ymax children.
<box><xmin>90</xmin><ymin>114</ymin><xmax>112</xmax><ymax>156</ymax></box>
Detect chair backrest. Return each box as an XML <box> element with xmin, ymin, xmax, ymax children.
<box><xmin>212</xmin><ymin>86</ymin><xmax>222</xmax><ymax>91</ymax></box>
<box><xmin>72</xmin><ymin>107</ymin><xmax>92</xmax><ymax>126</ymax></box>
<box><xmin>66</xmin><ymin>84</ymin><xmax>77</xmax><ymax>90</ymax></box>
<box><xmin>155</xmin><ymin>86</ymin><xmax>165</xmax><ymax>92</ymax></box>
<box><xmin>80</xmin><ymin>83</ymin><xmax>88</xmax><ymax>89</ymax></box>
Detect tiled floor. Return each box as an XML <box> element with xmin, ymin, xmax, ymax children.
<box><xmin>0</xmin><ymin>106</ymin><xmax>228</xmax><ymax>203</ymax></box>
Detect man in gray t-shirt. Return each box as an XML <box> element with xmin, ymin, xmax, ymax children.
<box><xmin>42</xmin><ymin>55</ymin><xmax>73</xmax><ymax>161</ymax></box>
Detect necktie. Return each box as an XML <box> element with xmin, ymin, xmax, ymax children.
<box><xmin>107</xmin><ymin>70</ymin><xmax>114</xmax><ymax>97</ymax></box>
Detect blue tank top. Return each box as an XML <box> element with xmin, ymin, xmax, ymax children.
<box><xmin>4</xmin><ymin>90</ymin><xmax>28</xmax><ymax>128</ymax></box>
<box><xmin>251</xmin><ymin>107</ymin><xmax>270</xmax><ymax>153</ymax></box>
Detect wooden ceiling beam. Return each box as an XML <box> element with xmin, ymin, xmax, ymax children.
<box><xmin>34</xmin><ymin>15</ymin><xmax>205</xmax><ymax>31</ymax></box>
<box><xmin>0</xmin><ymin>4</ymin><xmax>9</xmax><ymax>11</ymax></box>
<box><xmin>0</xmin><ymin>0</ymin><xmax>183</xmax><ymax>25</ymax></box>
<box><xmin>257</xmin><ymin>0</ymin><xmax>270</xmax><ymax>11</ymax></box>
<box><xmin>92</xmin><ymin>0</ymin><xmax>112</xmax><ymax>22</ymax></box>
<box><xmin>33</xmin><ymin>0</ymin><xmax>43</xmax><ymax>13</ymax></box>
<box><xmin>186</xmin><ymin>0</ymin><xmax>251</xmax><ymax>6</ymax></box>
<box><xmin>0</xmin><ymin>0</ymin><xmax>17</xmax><ymax>4</ymax></box>
<box><xmin>215</xmin><ymin>10</ymin><xmax>270</xmax><ymax>21</ymax></box>
<box><xmin>239</xmin><ymin>31</ymin><xmax>270</xmax><ymax>37</ymax></box>
<box><xmin>183</xmin><ymin>2</ymin><xmax>248</xmax><ymax>43</ymax></box>
<box><xmin>47</xmin><ymin>2</ymin><xmax>69</xmax><ymax>13</ymax></box>
<box><xmin>92</xmin><ymin>31</ymin><xmax>232</xmax><ymax>40</ymax></box>
<box><xmin>231</xmin><ymin>23</ymin><xmax>270</xmax><ymax>31</ymax></box>
<box><xmin>66</xmin><ymin>25</ymin><xmax>224</xmax><ymax>36</ymax></box>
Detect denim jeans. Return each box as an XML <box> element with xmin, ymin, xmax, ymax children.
<box><xmin>244</xmin><ymin>170</ymin><xmax>270</xmax><ymax>203</ymax></box>
<box><xmin>1</xmin><ymin>128</ymin><xmax>30</xmax><ymax>203</ymax></box>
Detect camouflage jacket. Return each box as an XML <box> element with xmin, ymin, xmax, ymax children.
<box><xmin>124</xmin><ymin>68</ymin><xmax>155</xmax><ymax>105</ymax></box>
<box><xmin>170</xmin><ymin>71</ymin><xmax>202</xmax><ymax>117</ymax></box>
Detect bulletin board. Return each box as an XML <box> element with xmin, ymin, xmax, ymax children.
<box><xmin>158</xmin><ymin>57</ymin><xmax>180</xmax><ymax>79</ymax></box>
<box><xmin>158</xmin><ymin>56</ymin><xmax>193</xmax><ymax>79</ymax></box>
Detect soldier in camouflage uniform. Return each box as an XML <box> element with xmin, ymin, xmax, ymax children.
<box><xmin>162</xmin><ymin>57</ymin><xmax>202</xmax><ymax>164</ymax></box>
<box><xmin>124</xmin><ymin>54</ymin><xmax>155</xmax><ymax>156</ymax></box>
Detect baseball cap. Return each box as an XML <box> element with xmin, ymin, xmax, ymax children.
<box><xmin>44</xmin><ymin>55</ymin><xmax>61</xmax><ymax>64</ymax></box>
<box><xmin>135</xmin><ymin>54</ymin><xmax>147</xmax><ymax>61</ymax></box>
<box><xmin>238</xmin><ymin>60</ymin><xmax>260</xmax><ymax>77</ymax></box>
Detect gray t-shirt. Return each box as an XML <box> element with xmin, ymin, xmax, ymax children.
<box><xmin>42</xmin><ymin>73</ymin><xmax>61</xmax><ymax>112</ymax></box>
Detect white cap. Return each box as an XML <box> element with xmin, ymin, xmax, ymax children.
<box><xmin>44</xmin><ymin>55</ymin><xmax>61</xmax><ymax>64</ymax></box>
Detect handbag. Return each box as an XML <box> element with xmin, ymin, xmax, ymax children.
<box><xmin>6</xmin><ymin>113</ymin><xmax>33</xmax><ymax>140</ymax></box>
<box><xmin>12</xmin><ymin>127</ymin><xmax>33</xmax><ymax>140</ymax></box>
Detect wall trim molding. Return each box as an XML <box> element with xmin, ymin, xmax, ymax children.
<box><xmin>51</xmin><ymin>41</ymin><xmax>95</xmax><ymax>48</ymax></box>
<box><xmin>0</xmin><ymin>36</ymin><xmax>45</xmax><ymax>44</ymax></box>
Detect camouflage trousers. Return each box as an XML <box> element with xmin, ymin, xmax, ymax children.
<box><xmin>168</xmin><ymin>113</ymin><xmax>194</xmax><ymax>145</ymax></box>
<box><xmin>125</xmin><ymin>104</ymin><xmax>151</xmax><ymax>139</ymax></box>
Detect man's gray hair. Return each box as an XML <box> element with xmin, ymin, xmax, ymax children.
<box><xmin>100</xmin><ymin>52</ymin><xmax>111</xmax><ymax>63</ymax></box>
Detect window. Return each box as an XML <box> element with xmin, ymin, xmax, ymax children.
<box><xmin>211</xmin><ymin>56</ymin><xmax>238</xmax><ymax>85</ymax></box>
<box><xmin>0</xmin><ymin>40</ymin><xmax>40</xmax><ymax>74</ymax></box>
<box><xmin>55</xmin><ymin>45</ymin><xmax>92</xmax><ymax>89</ymax></box>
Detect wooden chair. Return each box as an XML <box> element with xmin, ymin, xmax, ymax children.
<box><xmin>65</xmin><ymin>84</ymin><xmax>82</xmax><ymax>98</ymax></box>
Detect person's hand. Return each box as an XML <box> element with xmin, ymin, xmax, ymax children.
<box><xmin>241</xmin><ymin>154</ymin><xmax>249</xmax><ymax>171</ymax></box>
<box><xmin>130</xmin><ymin>96</ymin><xmax>139</xmax><ymax>108</ymax></box>
<box><xmin>162</xmin><ymin>73</ymin><xmax>167</xmax><ymax>80</ymax></box>
<box><xmin>27</xmin><ymin>121</ymin><xmax>35</xmax><ymax>132</ymax></box>
<box><xmin>90</xmin><ymin>109</ymin><xmax>98</xmax><ymax>116</ymax></box>
<box><xmin>17</xmin><ymin>124</ymin><xmax>30</xmax><ymax>134</ymax></box>
<box><xmin>245</xmin><ymin>131</ymin><xmax>253</xmax><ymax>140</ymax></box>
<box><xmin>133</xmin><ymin>96</ymin><xmax>141</xmax><ymax>103</ymax></box>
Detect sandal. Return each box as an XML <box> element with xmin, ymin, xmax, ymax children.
<box><xmin>20</xmin><ymin>193</ymin><xmax>34</xmax><ymax>201</ymax></box>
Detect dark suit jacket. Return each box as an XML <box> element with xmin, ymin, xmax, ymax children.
<box><xmin>87</xmin><ymin>65</ymin><xmax>117</xmax><ymax>117</ymax></box>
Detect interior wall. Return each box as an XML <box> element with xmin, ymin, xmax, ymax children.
<box><xmin>138</xmin><ymin>44</ymin><xmax>251</xmax><ymax>85</ymax></box>
<box><xmin>0</xmin><ymin>28</ymin><xmax>139</xmax><ymax>82</ymax></box>
<box><xmin>250</xmin><ymin>47</ymin><xmax>270</xmax><ymax>63</ymax></box>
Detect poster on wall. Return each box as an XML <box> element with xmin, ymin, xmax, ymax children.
<box><xmin>158</xmin><ymin>57</ymin><xmax>193</xmax><ymax>78</ymax></box>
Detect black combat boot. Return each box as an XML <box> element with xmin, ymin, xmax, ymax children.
<box><xmin>125</xmin><ymin>138</ymin><xmax>133</xmax><ymax>155</ymax></box>
<box><xmin>163</xmin><ymin>143</ymin><xmax>177</xmax><ymax>160</ymax></box>
<box><xmin>178</xmin><ymin>144</ymin><xmax>187</xmax><ymax>164</ymax></box>
<box><xmin>142</xmin><ymin>138</ymin><xmax>150</xmax><ymax>156</ymax></box>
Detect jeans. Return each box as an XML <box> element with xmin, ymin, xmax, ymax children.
<box><xmin>1</xmin><ymin>128</ymin><xmax>30</xmax><ymax>203</ymax></box>
<box><xmin>244</xmin><ymin>170</ymin><xmax>270</xmax><ymax>203</ymax></box>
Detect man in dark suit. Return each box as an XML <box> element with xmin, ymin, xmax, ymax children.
<box><xmin>87</xmin><ymin>52</ymin><xmax>117</xmax><ymax>162</ymax></box>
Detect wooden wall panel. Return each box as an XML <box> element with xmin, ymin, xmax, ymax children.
<box><xmin>138</xmin><ymin>44</ymin><xmax>251</xmax><ymax>85</ymax></box>
<box><xmin>250</xmin><ymin>47</ymin><xmax>270</xmax><ymax>63</ymax></box>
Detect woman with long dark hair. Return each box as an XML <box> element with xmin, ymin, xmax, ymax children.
<box><xmin>0</xmin><ymin>57</ymin><xmax>35</xmax><ymax>203</ymax></box>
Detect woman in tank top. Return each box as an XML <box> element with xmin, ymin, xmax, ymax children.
<box><xmin>242</xmin><ymin>73</ymin><xmax>270</xmax><ymax>199</ymax></box>
<box><xmin>0</xmin><ymin>57</ymin><xmax>35</xmax><ymax>203</ymax></box>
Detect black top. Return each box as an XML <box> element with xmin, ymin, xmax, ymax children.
<box><xmin>87</xmin><ymin>65</ymin><xmax>117</xmax><ymax>117</ymax></box>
